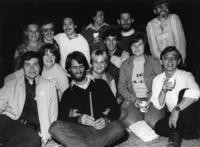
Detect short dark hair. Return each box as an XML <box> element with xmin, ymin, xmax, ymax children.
<box><xmin>41</xmin><ymin>17</ymin><xmax>55</xmax><ymax>27</ymax></box>
<box><xmin>129</xmin><ymin>32</ymin><xmax>147</xmax><ymax>47</ymax></box>
<box><xmin>160</xmin><ymin>46</ymin><xmax>182</xmax><ymax>60</ymax></box>
<box><xmin>152</xmin><ymin>0</ymin><xmax>169</xmax><ymax>9</ymax></box>
<box><xmin>21</xmin><ymin>51</ymin><xmax>43</xmax><ymax>70</ymax></box>
<box><xmin>39</xmin><ymin>43</ymin><xmax>60</xmax><ymax>63</ymax></box>
<box><xmin>65</xmin><ymin>51</ymin><xmax>89</xmax><ymax>74</ymax></box>
<box><xmin>102</xmin><ymin>27</ymin><xmax>120</xmax><ymax>41</ymax></box>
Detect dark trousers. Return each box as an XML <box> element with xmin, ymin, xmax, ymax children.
<box><xmin>0</xmin><ymin>115</ymin><xmax>41</xmax><ymax>147</ymax></box>
<box><xmin>49</xmin><ymin>120</ymin><xmax>126</xmax><ymax>147</ymax></box>
<box><xmin>154</xmin><ymin>89</ymin><xmax>199</xmax><ymax>139</ymax></box>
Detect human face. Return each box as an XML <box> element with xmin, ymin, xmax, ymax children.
<box><xmin>154</xmin><ymin>3</ymin><xmax>169</xmax><ymax>18</ymax></box>
<box><xmin>43</xmin><ymin>50</ymin><xmax>56</xmax><ymax>69</ymax></box>
<box><xmin>92</xmin><ymin>55</ymin><xmax>107</xmax><ymax>75</ymax></box>
<box><xmin>161</xmin><ymin>51</ymin><xmax>180</xmax><ymax>73</ymax></box>
<box><xmin>93</xmin><ymin>11</ymin><xmax>104</xmax><ymax>26</ymax></box>
<box><xmin>63</xmin><ymin>18</ymin><xmax>76</xmax><ymax>36</ymax></box>
<box><xmin>105</xmin><ymin>36</ymin><xmax>117</xmax><ymax>53</ymax></box>
<box><xmin>70</xmin><ymin>59</ymin><xmax>86</xmax><ymax>82</ymax></box>
<box><xmin>42</xmin><ymin>23</ymin><xmax>54</xmax><ymax>43</ymax></box>
<box><xmin>26</xmin><ymin>24</ymin><xmax>40</xmax><ymax>42</ymax></box>
<box><xmin>119</xmin><ymin>13</ymin><xmax>132</xmax><ymax>31</ymax></box>
<box><xmin>130</xmin><ymin>39</ymin><xmax>145</xmax><ymax>57</ymax></box>
<box><xmin>23</xmin><ymin>58</ymin><xmax>40</xmax><ymax>80</ymax></box>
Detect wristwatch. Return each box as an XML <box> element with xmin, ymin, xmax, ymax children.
<box><xmin>174</xmin><ymin>106</ymin><xmax>181</xmax><ymax>112</ymax></box>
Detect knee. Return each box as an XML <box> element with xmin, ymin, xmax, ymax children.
<box><xmin>111</xmin><ymin>121</ymin><xmax>126</xmax><ymax>135</ymax></box>
<box><xmin>49</xmin><ymin>121</ymin><xmax>63</xmax><ymax>136</ymax></box>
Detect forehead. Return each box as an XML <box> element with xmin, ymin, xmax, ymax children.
<box><xmin>131</xmin><ymin>39</ymin><xmax>144</xmax><ymax>46</ymax></box>
<box><xmin>163</xmin><ymin>50</ymin><xmax>178</xmax><ymax>57</ymax></box>
<box><xmin>120</xmin><ymin>13</ymin><xmax>131</xmax><ymax>19</ymax></box>
<box><xmin>27</xmin><ymin>24</ymin><xmax>39</xmax><ymax>31</ymax></box>
<box><xmin>63</xmin><ymin>18</ymin><xmax>74</xmax><ymax>24</ymax></box>
<box><xmin>93</xmin><ymin>55</ymin><xmax>106</xmax><ymax>62</ymax></box>
<box><xmin>24</xmin><ymin>58</ymin><xmax>39</xmax><ymax>64</ymax></box>
<box><xmin>96</xmin><ymin>11</ymin><xmax>104</xmax><ymax>16</ymax></box>
<box><xmin>71</xmin><ymin>59</ymin><xmax>83</xmax><ymax>67</ymax></box>
<box><xmin>155</xmin><ymin>2</ymin><xmax>168</xmax><ymax>9</ymax></box>
<box><xmin>42</xmin><ymin>23</ymin><xmax>54</xmax><ymax>29</ymax></box>
<box><xmin>106</xmin><ymin>36</ymin><xmax>117</xmax><ymax>40</ymax></box>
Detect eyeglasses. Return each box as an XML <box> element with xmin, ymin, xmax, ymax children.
<box><xmin>42</xmin><ymin>28</ymin><xmax>54</xmax><ymax>32</ymax></box>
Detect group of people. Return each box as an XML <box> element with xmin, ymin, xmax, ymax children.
<box><xmin>0</xmin><ymin>0</ymin><xmax>199</xmax><ymax>147</ymax></box>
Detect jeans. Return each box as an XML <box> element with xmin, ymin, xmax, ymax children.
<box><xmin>49</xmin><ymin>120</ymin><xmax>126</xmax><ymax>147</ymax></box>
<box><xmin>0</xmin><ymin>115</ymin><xmax>41</xmax><ymax>147</ymax></box>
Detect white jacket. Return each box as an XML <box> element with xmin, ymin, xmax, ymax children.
<box><xmin>0</xmin><ymin>75</ymin><xmax>58</xmax><ymax>142</ymax></box>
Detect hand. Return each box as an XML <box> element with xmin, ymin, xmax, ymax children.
<box><xmin>169</xmin><ymin>109</ymin><xmax>179</xmax><ymax>128</ymax></box>
<box><xmin>162</xmin><ymin>79</ymin><xmax>176</xmax><ymax>92</ymax></box>
<box><xmin>79</xmin><ymin>114</ymin><xmax>95</xmax><ymax>127</ymax></box>
<box><xmin>94</xmin><ymin>118</ymin><xmax>107</xmax><ymax>130</ymax></box>
<box><xmin>93</xmin><ymin>36</ymin><xmax>100</xmax><ymax>44</ymax></box>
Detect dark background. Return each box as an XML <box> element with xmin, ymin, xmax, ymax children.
<box><xmin>0</xmin><ymin>0</ymin><xmax>200</xmax><ymax>86</ymax></box>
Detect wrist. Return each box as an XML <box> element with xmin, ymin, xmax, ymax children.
<box><xmin>173</xmin><ymin>106</ymin><xmax>181</xmax><ymax>113</ymax></box>
<box><xmin>78</xmin><ymin>115</ymin><xmax>83</xmax><ymax>124</ymax></box>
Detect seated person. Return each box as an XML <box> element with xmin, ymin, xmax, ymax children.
<box><xmin>151</xmin><ymin>46</ymin><xmax>200</xmax><ymax>147</ymax></box>
<box><xmin>0</xmin><ymin>51</ymin><xmax>58</xmax><ymax>146</ymax></box>
<box><xmin>49</xmin><ymin>51</ymin><xmax>126</xmax><ymax>147</ymax></box>
<box><xmin>40</xmin><ymin>43</ymin><xmax>69</xmax><ymax>101</ymax></box>
<box><xmin>102</xmin><ymin>27</ymin><xmax>129</xmax><ymax>84</ymax></box>
<box><xmin>118</xmin><ymin>32</ymin><xmax>164</xmax><ymax>128</ymax></box>
<box><xmin>90</xmin><ymin>49</ymin><xmax>116</xmax><ymax>97</ymax></box>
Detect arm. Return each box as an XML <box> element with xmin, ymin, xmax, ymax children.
<box><xmin>146</xmin><ymin>22</ymin><xmax>160</xmax><ymax>58</ymax></box>
<box><xmin>0</xmin><ymin>84</ymin><xmax>10</xmax><ymax>113</ymax></box>
<box><xmin>118</xmin><ymin>61</ymin><xmax>136</xmax><ymax>102</ymax></box>
<box><xmin>170</xmin><ymin>14</ymin><xmax>186</xmax><ymax>62</ymax></box>
<box><xmin>49</xmin><ymin>84</ymin><xmax>58</xmax><ymax>124</ymax></box>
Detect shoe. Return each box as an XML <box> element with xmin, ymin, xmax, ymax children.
<box><xmin>167</xmin><ymin>132</ymin><xmax>182</xmax><ymax>147</ymax></box>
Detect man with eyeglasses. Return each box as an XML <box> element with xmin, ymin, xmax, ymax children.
<box><xmin>41</xmin><ymin>18</ymin><xmax>59</xmax><ymax>50</ymax></box>
<box><xmin>151</xmin><ymin>46</ymin><xmax>200</xmax><ymax>147</ymax></box>
<box><xmin>146</xmin><ymin>0</ymin><xmax>186</xmax><ymax>64</ymax></box>
<box><xmin>0</xmin><ymin>51</ymin><xmax>58</xmax><ymax>146</ymax></box>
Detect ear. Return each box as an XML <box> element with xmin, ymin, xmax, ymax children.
<box><xmin>153</xmin><ymin>10</ymin><xmax>156</xmax><ymax>14</ymax></box>
<box><xmin>74</xmin><ymin>25</ymin><xmax>77</xmax><ymax>29</ymax></box>
<box><xmin>160</xmin><ymin>59</ymin><xmax>163</xmax><ymax>65</ymax></box>
<box><xmin>117</xmin><ymin>19</ymin><xmax>120</xmax><ymax>25</ymax></box>
<box><xmin>177</xmin><ymin>59</ymin><xmax>181</xmax><ymax>65</ymax></box>
<box><xmin>131</xmin><ymin>18</ymin><xmax>134</xmax><ymax>23</ymax></box>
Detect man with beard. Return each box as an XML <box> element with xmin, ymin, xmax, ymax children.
<box><xmin>54</xmin><ymin>17</ymin><xmax>90</xmax><ymax>69</ymax></box>
<box><xmin>49</xmin><ymin>51</ymin><xmax>126</xmax><ymax>147</ymax></box>
<box><xmin>146</xmin><ymin>0</ymin><xmax>186</xmax><ymax>63</ymax></box>
<box><xmin>81</xmin><ymin>9</ymin><xmax>110</xmax><ymax>54</ymax></box>
<box><xmin>117</xmin><ymin>12</ymin><xmax>136</xmax><ymax>54</ymax></box>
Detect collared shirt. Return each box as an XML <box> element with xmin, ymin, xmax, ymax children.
<box><xmin>151</xmin><ymin>69</ymin><xmax>200</xmax><ymax>112</ymax></box>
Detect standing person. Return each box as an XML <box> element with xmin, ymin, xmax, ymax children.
<box><xmin>146</xmin><ymin>0</ymin><xmax>186</xmax><ymax>63</ymax></box>
<box><xmin>118</xmin><ymin>32</ymin><xmax>164</xmax><ymax>129</ymax></box>
<box><xmin>117</xmin><ymin>11</ymin><xmax>136</xmax><ymax>54</ymax></box>
<box><xmin>151</xmin><ymin>46</ymin><xmax>200</xmax><ymax>147</ymax></box>
<box><xmin>49</xmin><ymin>51</ymin><xmax>126</xmax><ymax>147</ymax></box>
<box><xmin>102</xmin><ymin>27</ymin><xmax>129</xmax><ymax>84</ymax></box>
<box><xmin>0</xmin><ymin>51</ymin><xmax>58</xmax><ymax>146</ymax></box>
<box><xmin>54</xmin><ymin>17</ymin><xmax>90</xmax><ymax>69</ymax></box>
<box><xmin>81</xmin><ymin>9</ymin><xmax>110</xmax><ymax>54</ymax></box>
<box><xmin>41</xmin><ymin>18</ymin><xmax>59</xmax><ymax>50</ymax></box>
<box><xmin>14</xmin><ymin>21</ymin><xmax>43</xmax><ymax>71</ymax></box>
<box><xmin>90</xmin><ymin>49</ymin><xmax>117</xmax><ymax>97</ymax></box>
<box><xmin>40</xmin><ymin>43</ymin><xmax>69</xmax><ymax>101</ymax></box>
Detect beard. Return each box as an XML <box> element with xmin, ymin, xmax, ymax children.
<box><xmin>121</xmin><ymin>23</ymin><xmax>132</xmax><ymax>32</ymax></box>
<box><xmin>71</xmin><ymin>70</ymin><xmax>87</xmax><ymax>82</ymax></box>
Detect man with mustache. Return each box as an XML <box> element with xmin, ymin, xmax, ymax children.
<box><xmin>146</xmin><ymin>0</ymin><xmax>186</xmax><ymax>63</ymax></box>
<box><xmin>54</xmin><ymin>17</ymin><xmax>90</xmax><ymax>69</ymax></box>
<box><xmin>117</xmin><ymin>12</ymin><xmax>136</xmax><ymax>55</ymax></box>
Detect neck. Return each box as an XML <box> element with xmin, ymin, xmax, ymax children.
<box><xmin>157</xmin><ymin>15</ymin><xmax>168</xmax><ymax>22</ymax></box>
<box><xmin>44</xmin><ymin>38</ymin><xmax>53</xmax><ymax>44</ymax></box>
<box><xmin>134</xmin><ymin>54</ymin><xmax>145</xmax><ymax>61</ymax></box>
<box><xmin>165</xmin><ymin>69</ymin><xmax>176</xmax><ymax>79</ymax></box>
<box><xmin>25</xmin><ymin>76</ymin><xmax>37</xmax><ymax>85</ymax></box>
<box><xmin>28</xmin><ymin>41</ymin><xmax>39</xmax><ymax>47</ymax></box>
<box><xmin>67</xmin><ymin>32</ymin><xmax>77</xmax><ymax>39</ymax></box>
<box><xmin>93</xmin><ymin>23</ymin><xmax>102</xmax><ymax>30</ymax></box>
<box><xmin>109</xmin><ymin>48</ymin><xmax>117</xmax><ymax>56</ymax></box>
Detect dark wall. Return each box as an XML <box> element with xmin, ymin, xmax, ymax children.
<box><xmin>0</xmin><ymin>1</ymin><xmax>200</xmax><ymax>84</ymax></box>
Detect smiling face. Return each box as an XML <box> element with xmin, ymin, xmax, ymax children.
<box><xmin>92</xmin><ymin>55</ymin><xmax>107</xmax><ymax>75</ymax></box>
<box><xmin>154</xmin><ymin>2</ymin><xmax>169</xmax><ymax>18</ymax></box>
<box><xmin>130</xmin><ymin>39</ymin><xmax>145</xmax><ymax>57</ymax></box>
<box><xmin>161</xmin><ymin>50</ymin><xmax>180</xmax><ymax>73</ymax></box>
<box><xmin>25</xmin><ymin>24</ymin><xmax>40</xmax><ymax>42</ymax></box>
<box><xmin>105</xmin><ymin>36</ymin><xmax>117</xmax><ymax>54</ymax></box>
<box><xmin>43</xmin><ymin>49</ymin><xmax>56</xmax><ymax>69</ymax></box>
<box><xmin>23</xmin><ymin>58</ymin><xmax>40</xmax><ymax>80</ymax></box>
<box><xmin>63</xmin><ymin>17</ymin><xmax>76</xmax><ymax>36</ymax></box>
<box><xmin>118</xmin><ymin>13</ymin><xmax>133</xmax><ymax>32</ymax></box>
<box><xmin>70</xmin><ymin>59</ymin><xmax>86</xmax><ymax>82</ymax></box>
<box><xmin>42</xmin><ymin>23</ymin><xmax>54</xmax><ymax>43</ymax></box>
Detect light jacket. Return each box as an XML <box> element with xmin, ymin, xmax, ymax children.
<box><xmin>118</xmin><ymin>55</ymin><xmax>163</xmax><ymax>102</ymax></box>
<box><xmin>0</xmin><ymin>75</ymin><xmax>58</xmax><ymax>142</ymax></box>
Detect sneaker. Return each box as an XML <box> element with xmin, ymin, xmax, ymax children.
<box><xmin>167</xmin><ymin>132</ymin><xmax>182</xmax><ymax>147</ymax></box>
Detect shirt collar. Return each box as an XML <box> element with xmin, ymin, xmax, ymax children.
<box><xmin>121</xmin><ymin>28</ymin><xmax>135</xmax><ymax>37</ymax></box>
<box><xmin>71</xmin><ymin>74</ymin><xmax>95</xmax><ymax>89</ymax></box>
